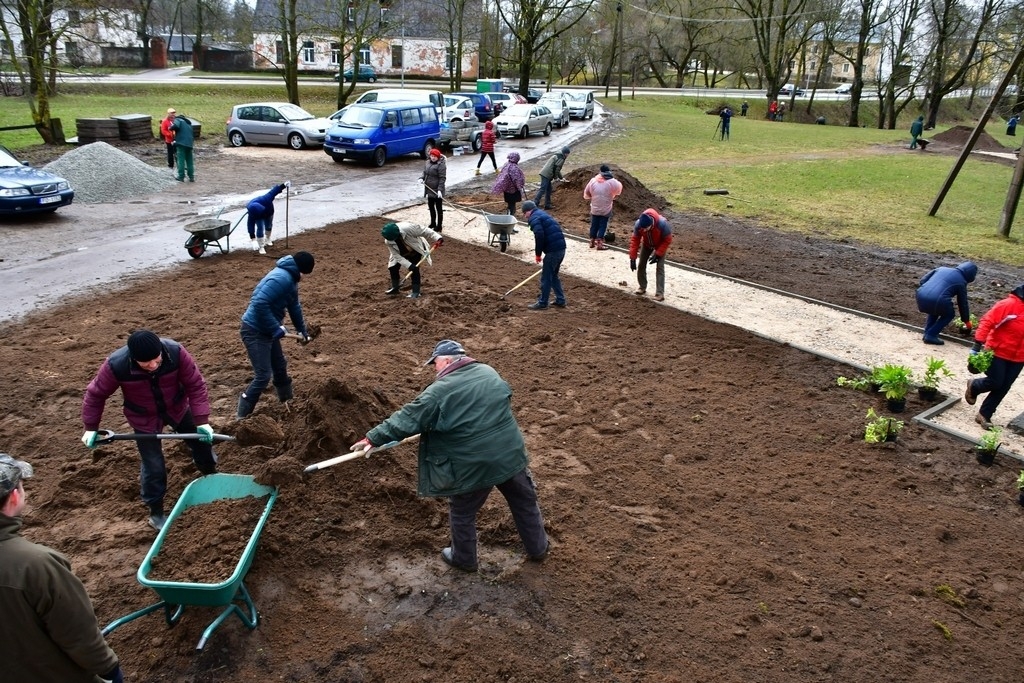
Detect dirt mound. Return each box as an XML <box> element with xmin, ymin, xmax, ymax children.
<box><xmin>931</xmin><ymin>124</ymin><xmax>1009</xmax><ymax>152</ymax></box>
<box><xmin>228</xmin><ymin>414</ymin><xmax>285</xmax><ymax>447</ymax></box>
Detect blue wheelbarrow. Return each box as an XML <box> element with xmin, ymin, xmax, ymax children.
<box><xmin>102</xmin><ymin>474</ymin><xmax>278</xmax><ymax>650</ymax></box>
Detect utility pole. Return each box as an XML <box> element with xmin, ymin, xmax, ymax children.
<box><xmin>616</xmin><ymin>1</ymin><xmax>623</xmax><ymax>102</ymax></box>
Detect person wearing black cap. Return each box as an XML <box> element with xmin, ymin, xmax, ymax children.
<box><xmin>350</xmin><ymin>340</ymin><xmax>548</xmax><ymax>572</ymax></box>
<box><xmin>533</xmin><ymin>146</ymin><xmax>570</xmax><ymax>210</ymax></box>
<box><xmin>0</xmin><ymin>454</ymin><xmax>124</xmax><ymax>683</ymax></box>
<box><xmin>81</xmin><ymin>330</ymin><xmax>217</xmax><ymax>531</ymax></box>
<box><xmin>380</xmin><ymin>221</ymin><xmax>443</xmax><ymax>299</ymax></box>
<box><xmin>628</xmin><ymin>208</ymin><xmax>674</xmax><ymax>302</ymax></box>
<box><xmin>238</xmin><ymin>252</ymin><xmax>315</xmax><ymax>420</ymax></box>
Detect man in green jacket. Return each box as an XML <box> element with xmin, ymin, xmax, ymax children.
<box><xmin>0</xmin><ymin>454</ymin><xmax>123</xmax><ymax>683</ymax></box>
<box><xmin>910</xmin><ymin>115</ymin><xmax>925</xmax><ymax>149</ymax></box>
<box><xmin>533</xmin><ymin>146</ymin><xmax>570</xmax><ymax>210</ymax></box>
<box><xmin>351</xmin><ymin>340</ymin><xmax>548</xmax><ymax>572</ymax></box>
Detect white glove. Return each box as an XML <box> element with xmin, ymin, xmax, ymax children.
<box><xmin>437</xmin><ymin>192</ymin><xmax>443</xmax><ymax>200</ymax></box>
<box><xmin>196</xmin><ymin>424</ymin><xmax>214</xmax><ymax>444</ymax></box>
<box><xmin>273</xmin><ymin>325</ymin><xmax>287</xmax><ymax>340</ymax></box>
<box><xmin>82</xmin><ymin>431</ymin><xmax>97</xmax><ymax>449</ymax></box>
<box><xmin>284</xmin><ymin>180</ymin><xmax>291</xmax><ymax>188</ymax></box>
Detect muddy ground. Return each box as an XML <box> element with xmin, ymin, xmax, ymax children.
<box><xmin>3</xmin><ymin>128</ymin><xmax>1024</xmax><ymax>682</ymax></box>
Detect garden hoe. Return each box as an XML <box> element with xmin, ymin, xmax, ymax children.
<box><xmin>303</xmin><ymin>435</ymin><xmax>420</xmax><ymax>473</ymax></box>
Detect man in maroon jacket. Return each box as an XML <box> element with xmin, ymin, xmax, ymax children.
<box><xmin>81</xmin><ymin>330</ymin><xmax>217</xmax><ymax>530</ymax></box>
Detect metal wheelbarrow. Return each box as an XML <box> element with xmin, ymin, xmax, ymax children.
<box><xmin>486</xmin><ymin>213</ymin><xmax>519</xmax><ymax>253</ymax></box>
<box><xmin>183</xmin><ymin>212</ymin><xmax>247</xmax><ymax>259</ymax></box>
<box><xmin>102</xmin><ymin>474</ymin><xmax>278</xmax><ymax>650</ymax></box>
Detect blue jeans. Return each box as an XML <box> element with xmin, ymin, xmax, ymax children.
<box><xmin>918</xmin><ymin>296</ymin><xmax>954</xmax><ymax>340</ymax></box>
<box><xmin>251</xmin><ymin>214</ymin><xmax>274</xmax><ymax>239</ymax></box>
<box><xmin>537</xmin><ymin>249</ymin><xmax>565</xmax><ymax>306</ymax></box>
<box><xmin>447</xmin><ymin>468</ymin><xmax>547</xmax><ymax>568</ymax></box>
<box><xmin>534</xmin><ymin>176</ymin><xmax>553</xmax><ymax>208</ymax></box>
<box><xmin>970</xmin><ymin>357</ymin><xmax>1024</xmax><ymax>420</ymax></box>
<box><xmin>136</xmin><ymin>410</ymin><xmax>216</xmax><ymax>510</ymax></box>
<box><xmin>589</xmin><ymin>214</ymin><xmax>610</xmax><ymax>240</ymax></box>
<box><xmin>240</xmin><ymin>323</ymin><xmax>291</xmax><ymax>407</ymax></box>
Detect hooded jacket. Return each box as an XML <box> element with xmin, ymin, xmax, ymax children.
<box><xmin>246</xmin><ymin>184</ymin><xmax>286</xmax><ymax>231</ymax></box>
<box><xmin>539</xmin><ymin>151</ymin><xmax>567</xmax><ymax>180</ymax></box>
<box><xmin>169</xmin><ymin>114</ymin><xmax>194</xmax><ymax>147</ymax></box>
<box><xmin>527</xmin><ymin>207</ymin><xmax>566</xmax><ymax>257</ymax></box>
<box><xmin>481</xmin><ymin>123</ymin><xmax>496</xmax><ymax>153</ymax></box>
<box><xmin>583</xmin><ymin>171</ymin><xmax>623</xmax><ymax>216</ymax></box>
<box><xmin>384</xmin><ymin>221</ymin><xmax>442</xmax><ymax>269</ymax></box>
<box><xmin>916</xmin><ymin>261</ymin><xmax>977</xmax><ymax>321</ymax></box>
<box><xmin>0</xmin><ymin>514</ymin><xmax>119</xmax><ymax>682</ymax></box>
<box><xmin>975</xmin><ymin>285</ymin><xmax>1024</xmax><ymax>363</ymax></box>
<box><xmin>629</xmin><ymin>208</ymin><xmax>674</xmax><ymax>259</ymax></box>
<box><xmin>492</xmin><ymin>153</ymin><xmax>525</xmax><ymax>196</ymax></box>
<box><xmin>241</xmin><ymin>255</ymin><xmax>308</xmax><ymax>338</ymax></box>
<box><xmin>82</xmin><ymin>338</ymin><xmax>210</xmax><ymax>433</ymax></box>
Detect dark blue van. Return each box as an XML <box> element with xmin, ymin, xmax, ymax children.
<box><xmin>322</xmin><ymin>102</ymin><xmax>441</xmax><ymax>167</ymax></box>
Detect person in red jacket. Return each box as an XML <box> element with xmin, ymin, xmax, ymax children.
<box><xmin>80</xmin><ymin>330</ymin><xmax>217</xmax><ymax>530</ymax></box>
<box><xmin>159</xmin><ymin>107</ymin><xmax>176</xmax><ymax>169</ymax></box>
<box><xmin>628</xmin><ymin>208</ymin><xmax>673</xmax><ymax>302</ymax></box>
<box><xmin>965</xmin><ymin>284</ymin><xmax>1024</xmax><ymax>436</ymax></box>
<box><xmin>475</xmin><ymin>120</ymin><xmax>498</xmax><ymax>175</ymax></box>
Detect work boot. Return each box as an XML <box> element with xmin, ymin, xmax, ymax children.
<box><xmin>407</xmin><ymin>291</ymin><xmax>421</xmax><ymax>299</ymax></box>
<box><xmin>595</xmin><ymin>239</ymin><xmax>608</xmax><ymax>251</ymax></box>
<box><xmin>385</xmin><ymin>266</ymin><xmax>401</xmax><ymax>296</ymax></box>
<box><xmin>493</xmin><ymin>168</ymin><xmax>500</xmax><ymax>174</ymax></box>
<box><xmin>237</xmin><ymin>392</ymin><xmax>257</xmax><ymax>419</ymax></box>
<box><xmin>474</xmin><ymin>168</ymin><xmax>482</xmax><ymax>175</ymax></box>
<box><xmin>264</xmin><ymin>233</ymin><xmax>274</xmax><ymax>247</ymax></box>
<box><xmin>440</xmin><ymin>547</ymin><xmax>477</xmax><ymax>572</ymax></box>
<box><xmin>589</xmin><ymin>239</ymin><xmax>596</xmax><ymax>249</ymax></box>
<box><xmin>250</xmin><ymin>238</ymin><xmax>259</xmax><ymax>252</ymax></box>
<box><xmin>964</xmin><ymin>380</ymin><xmax>977</xmax><ymax>405</ymax></box>
<box><xmin>148</xmin><ymin>504</ymin><xmax>166</xmax><ymax>531</ymax></box>
<box><xmin>275</xmin><ymin>381</ymin><xmax>294</xmax><ymax>403</ymax></box>
<box><xmin>257</xmin><ymin>237</ymin><xmax>266</xmax><ymax>255</ymax></box>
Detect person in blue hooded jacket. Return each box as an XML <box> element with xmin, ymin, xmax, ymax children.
<box><xmin>246</xmin><ymin>183</ymin><xmax>287</xmax><ymax>254</ymax></box>
<box><xmin>521</xmin><ymin>201</ymin><xmax>567</xmax><ymax>310</ymax></box>
<box><xmin>237</xmin><ymin>252</ymin><xmax>315</xmax><ymax>418</ymax></box>
<box><xmin>915</xmin><ymin>261</ymin><xmax>977</xmax><ymax>345</ymax></box>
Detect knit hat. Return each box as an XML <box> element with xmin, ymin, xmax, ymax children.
<box><xmin>636</xmin><ymin>213</ymin><xmax>654</xmax><ymax>229</ymax></box>
<box><xmin>521</xmin><ymin>200</ymin><xmax>537</xmax><ymax>213</ymax></box>
<box><xmin>167</xmin><ymin>108</ymin><xmax>176</xmax><ymax>115</ymax></box>
<box><xmin>293</xmin><ymin>251</ymin><xmax>315</xmax><ymax>274</ymax></box>
<box><xmin>381</xmin><ymin>223</ymin><xmax>401</xmax><ymax>241</ymax></box>
<box><xmin>429</xmin><ymin>148</ymin><xmax>442</xmax><ymax>159</ymax></box>
<box><xmin>600</xmin><ymin>164</ymin><xmax>610</xmax><ymax>173</ymax></box>
<box><xmin>424</xmin><ymin>339</ymin><xmax>466</xmax><ymax>365</ymax></box>
<box><xmin>0</xmin><ymin>454</ymin><xmax>32</xmax><ymax>498</ymax></box>
<box><xmin>127</xmin><ymin>330</ymin><xmax>163</xmax><ymax>362</ymax></box>
<box><xmin>561</xmin><ymin>146</ymin><xmax>571</xmax><ymax>155</ymax></box>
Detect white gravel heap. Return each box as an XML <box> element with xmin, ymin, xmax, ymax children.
<box><xmin>44</xmin><ymin>141</ymin><xmax>175</xmax><ymax>203</ymax></box>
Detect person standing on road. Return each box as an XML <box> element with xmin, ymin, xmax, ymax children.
<box><xmin>629</xmin><ymin>208</ymin><xmax>674</xmax><ymax>302</ymax></box>
<box><xmin>246</xmin><ymin>182</ymin><xmax>288</xmax><ymax>254</ymax></box>
<box><xmin>492</xmin><ymin>152</ymin><xmax>526</xmax><ymax>215</ymax></box>
<box><xmin>915</xmin><ymin>261</ymin><xmax>977</xmax><ymax>345</ymax></box>
<box><xmin>238</xmin><ymin>252</ymin><xmax>315</xmax><ymax>420</ymax></box>
<box><xmin>350</xmin><ymin>339</ymin><xmax>548</xmax><ymax>573</ymax></box>
<box><xmin>160</xmin><ymin>108</ymin><xmax>176</xmax><ymax>170</ymax></box>
<box><xmin>534</xmin><ymin>146</ymin><xmax>570</xmax><ymax>210</ymax></box>
<box><xmin>170</xmin><ymin>112</ymin><xmax>195</xmax><ymax>182</ymax></box>
<box><xmin>910</xmin><ymin>115</ymin><xmax>925</xmax><ymax>149</ymax></box>
<box><xmin>521</xmin><ymin>201</ymin><xmax>567</xmax><ymax>310</ymax></box>
<box><xmin>422</xmin><ymin>148</ymin><xmax>447</xmax><ymax>232</ymax></box>
<box><xmin>81</xmin><ymin>330</ymin><xmax>217</xmax><ymax>530</ymax></box>
<box><xmin>583</xmin><ymin>164</ymin><xmax>623</xmax><ymax>251</ymax></box>
<box><xmin>965</xmin><ymin>284</ymin><xmax>1024</xmax><ymax>435</ymax></box>
<box><xmin>475</xmin><ymin>121</ymin><xmax>498</xmax><ymax>175</ymax></box>
<box><xmin>0</xmin><ymin>454</ymin><xmax>125</xmax><ymax>683</ymax></box>
<box><xmin>1007</xmin><ymin>114</ymin><xmax>1019</xmax><ymax>137</ymax></box>
<box><xmin>381</xmin><ymin>221</ymin><xmax>443</xmax><ymax>299</ymax></box>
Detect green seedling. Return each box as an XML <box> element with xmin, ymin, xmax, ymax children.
<box><xmin>875</xmin><ymin>363</ymin><xmax>913</xmax><ymax>401</ymax></box>
<box><xmin>920</xmin><ymin>357</ymin><xmax>953</xmax><ymax>390</ymax></box>
<box><xmin>969</xmin><ymin>349</ymin><xmax>994</xmax><ymax>373</ymax></box>
<box><xmin>836</xmin><ymin>375</ymin><xmax>871</xmax><ymax>391</ymax></box>
<box><xmin>977</xmin><ymin>426</ymin><xmax>1002</xmax><ymax>453</ymax></box>
<box><xmin>935</xmin><ymin>585</ymin><xmax>966</xmax><ymax>608</ymax></box>
<box><xmin>1016</xmin><ymin>470</ymin><xmax>1024</xmax><ymax>491</ymax></box>
<box><xmin>864</xmin><ymin>408</ymin><xmax>904</xmax><ymax>443</ymax></box>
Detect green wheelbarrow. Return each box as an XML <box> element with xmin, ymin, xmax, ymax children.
<box><xmin>102</xmin><ymin>473</ymin><xmax>278</xmax><ymax>650</ymax></box>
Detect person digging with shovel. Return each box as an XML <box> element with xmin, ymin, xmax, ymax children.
<box><xmin>381</xmin><ymin>221</ymin><xmax>443</xmax><ymax>299</ymax></box>
<box><xmin>81</xmin><ymin>330</ymin><xmax>218</xmax><ymax>531</ymax></box>
<box><xmin>350</xmin><ymin>339</ymin><xmax>549</xmax><ymax>572</ymax></box>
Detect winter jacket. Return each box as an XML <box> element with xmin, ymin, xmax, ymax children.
<box><xmin>527</xmin><ymin>207</ymin><xmax>566</xmax><ymax>258</ymax></box>
<box><xmin>910</xmin><ymin>117</ymin><xmax>924</xmax><ymax>137</ymax></box>
<box><xmin>492</xmin><ymin>155</ymin><xmax>525</xmax><ymax>196</ymax></box>
<box><xmin>975</xmin><ymin>285</ymin><xmax>1024</xmax><ymax>363</ymax></box>
<box><xmin>915</xmin><ymin>261</ymin><xmax>976</xmax><ymax>320</ymax></box>
<box><xmin>241</xmin><ymin>255</ymin><xmax>308</xmax><ymax>338</ymax></box>
<box><xmin>82</xmin><ymin>338</ymin><xmax>210</xmax><ymax>433</ymax></box>
<box><xmin>169</xmin><ymin>115</ymin><xmax>194</xmax><ymax>148</ymax></box>
<box><xmin>160</xmin><ymin>116</ymin><xmax>175</xmax><ymax>144</ymax></box>
<box><xmin>366</xmin><ymin>359</ymin><xmax>529</xmax><ymax>497</ymax></box>
<box><xmin>246</xmin><ymin>184</ymin><xmax>286</xmax><ymax>232</ymax></box>
<box><xmin>629</xmin><ymin>208</ymin><xmax>674</xmax><ymax>259</ymax></box>
<box><xmin>539</xmin><ymin>151</ymin><xmax>567</xmax><ymax>180</ymax></box>
<box><xmin>422</xmin><ymin>155</ymin><xmax>447</xmax><ymax>198</ymax></box>
<box><xmin>481</xmin><ymin>126</ymin><xmax>496</xmax><ymax>153</ymax></box>
<box><xmin>385</xmin><ymin>221</ymin><xmax>442</xmax><ymax>269</ymax></box>
<box><xmin>583</xmin><ymin>171</ymin><xmax>623</xmax><ymax>216</ymax></box>
<box><xmin>0</xmin><ymin>514</ymin><xmax>119</xmax><ymax>683</ymax></box>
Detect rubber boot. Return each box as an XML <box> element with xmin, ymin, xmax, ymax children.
<box><xmin>237</xmin><ymin>392</ymin><xmax>257</xmax><ymax>419</ymax></box>
<box><xmin>385</xmin><ymin>265</ymin><xmax>401</xmax><ymax>296</ymax></box>
<box><xmin>474</xmin><ymin>168</ymin><xmax>482</xmax><ymax>175</ymax></box>
<box><xmin>258</xmin><ymin>237</ymin><xmax>266</xmax><ymax>255</ymax></box>
<box><xmin>595</xmin><ymin>239</ymin><xmax>608</xmax><ymax>251</ymax></box>
<box><xmin>264</xmin><ymin>231</ymin><xmax>273</xmax><ymax>247</ymax></box>
<box><xmin>275</xmin><ymin>380</ymin><xmax>294</xmax><ymax>402</ymax></box>
<box><xmin>250</xmin><ymin>237</ymin><xmax>259</xmax><ymax>252</ymax></box>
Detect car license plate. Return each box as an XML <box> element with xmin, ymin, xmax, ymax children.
<box><xmin>39</xmin><ymin>195</ymin><xmax>61</xmax><ymax>204</ymax></box>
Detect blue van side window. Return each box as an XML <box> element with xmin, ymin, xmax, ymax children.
<box><xmin>403</xmin><ymin>108</ymin><xmax>422</xmax><ymax>125</ymax></box>
<box><xmin>385</xmin><ymin>111</ymin><xmax>398</xmax><ymax>127</ymax></box>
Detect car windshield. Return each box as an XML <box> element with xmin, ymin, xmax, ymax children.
<box><xmin>566</xmin><ymin>93</ymin><xmax>586</xmax><ymax>102</ymax></box>
<box><xmin>0</xmin><ymin>147</ymin><xmax>22</xmax><ymax>167</ymax></box>
<box><xmin>333</xmin><ymin>107</ymin><xmax>384</xmax><ymax>127</ymax></box>
<box><xmin>278</xmin><ymin>104</ymin><xmax>316</xmax><ymax>121</ymax></box>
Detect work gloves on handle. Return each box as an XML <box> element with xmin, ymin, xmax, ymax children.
<box><xmin>81</xmin><ymin>431</ymin><xmax>98</xmax><ymax>449</ymax></box>
<box><xmin>350</xmin><ymin>437</ymin><xmax>376</xmax><ymax>456</ymax></box>
<box><xmin>629</xmin><ymin>259</ymin><xmax>637</xmax><ymax>272</ymax></box>
<box><xmin>434</xmin><ymin>237</ymin><xmax>444</xmax><ymax>248</ymax></box>
<box><xmin>196</xmin><ymin>424</ymin><xmax>214</xmax><ymax>444</ymax></box>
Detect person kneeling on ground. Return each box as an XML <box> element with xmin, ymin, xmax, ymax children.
<box><xmin>915</xmin><ymin>261</ymin><xmax>976</xmax><ymax>345</ymax></box>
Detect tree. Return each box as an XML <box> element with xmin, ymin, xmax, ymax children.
<box><xmin>733</xmin><ymin>0</ymin><xmax>814</xmax><ymax>102</ymax></box>
<box><xmin>498</xmin><ymin>0</ymin><xmax>596</xmax><ymax>96</ymax></box>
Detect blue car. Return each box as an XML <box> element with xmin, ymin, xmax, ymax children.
<box><xmin>0</xmin><ymin>144</ymin><xmax>74</xmax><ymax>215</ymax></box>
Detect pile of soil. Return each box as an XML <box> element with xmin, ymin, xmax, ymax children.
<box><xmin>931</xmin><ymin>124</ymin><xmax>1011</xmax><ymax>152</ymax></box>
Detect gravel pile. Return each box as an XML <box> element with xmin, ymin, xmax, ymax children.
<box><xmin>44</xmin><ymin>141</ymin><xmax>175</xmax><ymax>203</ymax></box>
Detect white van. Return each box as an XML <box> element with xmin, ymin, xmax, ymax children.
<box><xmin>352</xmin><ymin>89</ymin><xmax>445</xmax><ymax>118</ymax></box>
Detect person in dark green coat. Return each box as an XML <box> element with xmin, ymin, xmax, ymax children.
<box><xmin>169</xmin><ymin>113</ymin><xmax>195</xmax><ymax>182</ymax></box>
<box><xmin>910</xmin><ymin>115</ymin><xmax>925</xmax><ymax>149</ymax></box>
<box><xmin>351</xmin><ymin>340</ymin><xmax>548</xmax><ymax>572</ymax></box>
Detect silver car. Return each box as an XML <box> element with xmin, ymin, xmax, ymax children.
<box><xmin>226</xmin><ymin>102</ymin><xmax>333</xmax><ymax>150</ymax></box>
<box><xmin>537</xmin><ymin>93</ymin><xmax>571</xmax><ymax>128</ymax></box>
<box><xmin>565</xmin><ymin>91</ymin><xmax>595</xmax><ymax>119</ymax></box>
<box><xmin>492</xmin><ymin>104</ymin><xmax>553</xmax><ymax>139</ymax></box>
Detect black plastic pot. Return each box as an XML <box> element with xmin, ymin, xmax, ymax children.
<box><xmin>886</xmin><ymin>397</ymin><xmax>907</xmax><ymax>413</ymax></box>
<box><xmin>918</xmin><ymin>386</ymin><xmax>938</xmax><ymax>401</ymax></box>
<box><xmin>976</xmin><ymin>449</ymin><xmax>996</xmax><ymax>466</ymax></box>
<box><xmin>1018</xmin><ymin>491</ymin><xmax>1024</xmax><ymax>506</ymax></box>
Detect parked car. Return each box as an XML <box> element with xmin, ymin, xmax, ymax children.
<box><xmin>335</xmin><ymin>64</ymin><xmax>377</xmax><ymax>82</ymax></box>
<box><xmin>344</xmin><ymin>88</ymin><xmax>445</xmax><ymax>119</ymax></box>
<box><xmin>488</xmin><ymin>92</ymin><xmax>527</xmax><ymax>112</ymax></box>
<box><xmin>0</xmin><ymin>144</ymin><xmax>74</xmax><ymax>215</ymax></box>
<box><xmin>565</xmin><ymin>90</ymin><xmax>595</xmax><ymax>119</ymax></box>
<box><xmin>779</xmin><ymin>83</ymin><xmax>805</xmax><ymax>96</ymax></box>
<box><xmin>525</xmin><ymin>88</ymin><xmax>544</xmax><ymax>103</ymax></box>
<box><xmin>537</xmin><ymin>92</ymin><xmax>571</xmax><ymax>128</ymax></box>
<box><xmin>322</xmin><ymin>102</ymin><xmax>440</xmax><ymax>167</ymax></box>
<box><xmin>442</xmin><ymin>95</ymin><xmax>478</xmax><ymax>123</ymax></box>
<box><xmin>226</xmin><ymin>102</ymin><xmax>333</xmax><ymax>149</ymax></box>
<box><xmin>449</xmin><ymin>92</ymin><xmax>495</xmax><ymax>121</ymax></box>
<box><xmin>492</xmin><ymin>103</ymin><xmax>553</xmax><ymax>139</ymax></box>
<box><xmin>835</xmin><ymin>83</ymin><xmax>852</xmax><ymax>94</ymax></box>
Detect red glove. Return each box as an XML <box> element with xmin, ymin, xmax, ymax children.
<box><xmin>434</xmin><ymin>237</ymin><xmax>444</xmax><ymax>248</ymax></box>
<box><xmin>350</xmin><ymin>437</ymin><xmax>374</xmax><ymax>453</ymax></box>
<box><xmin>535</xmin><ymin>255</ymin><xmax>542</xmax><ymax>264</ymax></box>
<box><xmin>964</xmin><ymin>320</ymin><xmax>973</xmax><ymax>330</ymax></box>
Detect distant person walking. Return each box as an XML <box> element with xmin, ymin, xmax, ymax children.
<box><xmin>160</xmin><ymin>108</ymin><xmax>176</xmax><ymax>170</ymax></box>
<box><xmin>475</xmin><ymin>121</ymin><xmax>498</xmax><ymax>174</ymax></box>
<box><xmin>915</xmin><ymin>261</ymin><xmax>977</xmax><ymax>345</ymax></box>
<box><xmin>534</xmin><ymin>146</ymin><xmax>570</xmax><ymax>210</ymax></box>
<box><xmin>629</xmin><ymin>208</ymin><xmax>674</xmax><ymax>302</ymax></box>
<box><xmin>583</xmin><ymin>164</ymin><xmax>623</xmax><ymax>250</ymax></box>
<box><xmin>492</xmin><ymin>152</ymin><xmax>526</xmax><ymax>215</ymax></box>
<box><xmin>965</xmin><ymin>283</ymin><xmax>1024</xmax><ymax>433</ymax></box>
<box><xmin>910</xmin><ymin>115</ymin><xmax>925</xmax><ymax>149</ymax></box>
<box><xmin>170</xmin><ymin>112</ymin><xmax>195</xmax><ymax>182</ymax></box>
<box><xmin>1007</xmin><ymin>114</ymin><xmax>1019</xmax><ymax>137</ymax></box>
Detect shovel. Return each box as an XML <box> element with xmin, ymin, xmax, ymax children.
<box><xmin>401</xmin><ymin>243</ymin><xmax>439</xmax><ymax>284</ymax></box>
<box><xmin>501</xmin><ymin>268</ymin><xmax>542</xmax><ymax>298</ymax></box>
<box><xmin>283</xmin><ymin>323</ymin><xmax>322</xmax><ymax>344</ymax></box>
<box><xmin>303</xmin><ymin>435</ymin><xmax>420</xmax><ymax>473</ymax></box>
<box><xmin>94</xmin><ymin>429</ymin><xmax>237</xmax><ymax>445</ymax></box>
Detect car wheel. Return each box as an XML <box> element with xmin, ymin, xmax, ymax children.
<box><xmin>520</xmin><ymin>126</ymin><xmax>529</xmax><ymax>139</ymax></box>
<box><xmin>372</xmin><ymin>147</ymin><xmax>387</xmax><ymax>167</ymax></box>
<box><xmin>288</xmin><ymin>133</ymin><xmax>305</xmax><ymax>150</ymax></box>
<box><xmin>369</xmin><ymin>76</ymin><xmax>376</xmax><ymax>83</ymax></box>
<box><xmin>229</xmin><ymin>130</ymin><xmax>246</xmax><ymax>147</ymax></box>
<box><xmin>543</xmin><ymin>123</ymin><xmax>552</xmax><ymax>136</ymax></box>
<box><xmin>420</xmin><ymin>140</ymin><xmax>434</xmax><ymax>159</ymax></box>
<box><xmin>331</xmin><ymin>154</ymin><xmax>345</xmax><ymax>164</ymax></box>
<box><xmin>472</xmin><ymin>134</ymin><xmax>482</xmax><ymax>152</ymax></box>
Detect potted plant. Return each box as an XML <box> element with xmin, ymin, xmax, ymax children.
<box><xmin>1016</xmin><ymin>470</ymin><xmax>1024</xmax><ymax>506</ymax></box>
<box><xmin>953</xmin><ymin>314</ymin><xmax>978</xmax><ymax>337</ymax></box>
<box><xmin>975</xmin><ymin>426</ymin><xmax>1002</xmax><ymax>466</ymax></box>
<box><xmin>864</xmin><ymin>408</ymin><xmax>904</xmax><ymax>443</ymax></box>
<box><xmin>918</xmin><ymin>357</ymin><xmax>953</xmax><ymax>401</ymax></box>
<box><xmin>968</xmin><ymin>348</ymin><xmax>994</xmax><ymax>374</ymax></box>
<box><xmin>875</xmin><ymin>363</ymin><xmax>913</xmax><ymax>412</ymax></box>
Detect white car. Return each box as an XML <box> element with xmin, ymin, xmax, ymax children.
<box><xmin>835</xmin><ymin>83</ymin><xmax>852</xmax><ymax>94</ymax></box>
<box><xmin>537</xmin><ymin>93</ymin><xmax>571</xmax><ymax>128</ymax></box>
<box><xmin>492</xmin><ymin>104</ymin><xmax>554</xmax><ymax>139</ymax></box>
<box><xmin>442</xmin><ymin>95</ymin><xmax>478</xmax><ymax>123</ymax></box>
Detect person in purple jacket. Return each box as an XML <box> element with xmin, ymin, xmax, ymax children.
<box><xmin>915</xmin><ymin>261</ymin><xmax>977</xmax><ymax>345</ymax></box>
<box><xmin>247</xmin><ymin>182</ymin><xmax>288</xmax><ymax>254</ymax></box>
<box><xmin>80</xmin><ymin>330</ymin><xmax>217</xmax><ymax>530</ymax></box>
